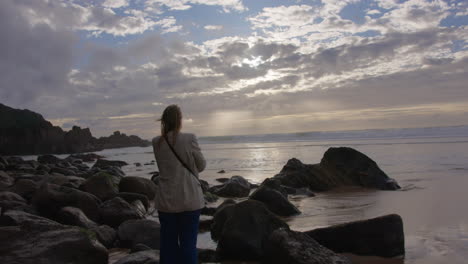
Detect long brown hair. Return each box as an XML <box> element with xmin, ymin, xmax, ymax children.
<box><xmin>158</xmin><ymin>104</ymin><xmax>182</xmax><ymax>145</ymax></box>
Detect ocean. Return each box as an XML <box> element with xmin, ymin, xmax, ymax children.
<box><xmin>47</xmin><ymin>126</ymin><xmax>468</xmax><ymax>263</ymax></box>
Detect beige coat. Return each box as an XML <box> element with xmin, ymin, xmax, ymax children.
<box><xmin>152</xmin><ymin>132</ymin><xmax>206</xmax><ymax>213</ymax></box>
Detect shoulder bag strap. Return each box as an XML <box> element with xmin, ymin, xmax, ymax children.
<box><xmin>164</xmin><ymin>135</ymin><xmax>201</xmax><ymax>185</ymax></box>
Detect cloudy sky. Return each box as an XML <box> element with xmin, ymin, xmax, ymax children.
<box><xmin>1</xmin><ymin>0</ymin><xmax>467</xmax><ymax>138</ymax></box>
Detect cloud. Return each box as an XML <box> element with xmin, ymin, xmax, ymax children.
<box><xmin>204</xmin><ymin>25</ymin><xmax>223</xmax><ymax>31</ymax></box>
<box><xmin>102</xmin><ymin>0</ymin><xmax>129</xmax><ymax>9</ymax></box>
<box><xmin>145</xmin><ymin>0</ymin><xmax>246</xmax><ymax>12</ymax></box>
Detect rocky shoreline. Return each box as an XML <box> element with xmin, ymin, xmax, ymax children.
<box><xmin>0</xmin><ymin>147</ymin><xmax>404</xmax><ymax>264</ymax></box>
<box><xmin>0</xmin><ymin>103</ymin><xmax>150</xmax><ymax>155</ymax></box>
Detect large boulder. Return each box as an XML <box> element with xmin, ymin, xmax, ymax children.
<box><xmin>0</xmin><ymin>191</ymin><xmax>28</xmax><ymax>211</ymax></box>
<box><xmin>263</xmin><ymin>228</ymin><xmax>351</xmax><ymax>264</ymax></box>
<box><xmin>10</xmin><ymin>179</ymin><xmax>39</xmax><ymax>200</ymax></box>
<box><xmin>57</xmin><ymin>206</ymin><xmax>98</xmax><ymax>229</ymax></box>
<box><xmin>117</xmin><ymin>192</ymin><xmax>150</xmax><ymax>211</ymax></box>
<box><xmin>93</xmin><ymin>159</ymin><xmax>128</xmax><ymax>169</ymax></box>
<box><xmin>119</xmin><ymin>176</ymin><xmax>157</xmax><ymax>200</ymax></box>
<box><xmin>274</xmin><ymin>147</ymin><xmax>400</xmax><ymax>191</ymax></box>
<box><xmin>249</xmin><ymin>185</ymin><xmax>301</xmax><ymax>217</ymax></box>
<box><xmin>80</xmin><ymin>172</ymin><xmax>120</xmax><ymax>201</ymax></box>
<box><xmin>0</xmin><ymin>210</ymin><xmax>108</xmax><ymax>264</ymax></box>
<box><xmin>0</xmin><ymin>171</ymin><xmax>14</xmax><ymax>190</ymax></box>
<box><xmin>32</xmin><ymin>183</ymin><xmax>101</xmax><ymax>222</ymax></box>
<box><xmin>118</xmin><ymin>219</ymin><xmax>161</xmax><ymax>249</ymax></box>
<box><xmin>37</xmin><ymin>154</ymin><xmax>62</xmax><ymax>164</ymax></box>
<box><xmin>92</xmin><ymin>225</ymin><xmax>117</xmax><ymax>249</ymax></box>
<box><xmin>209</xmin><ymin>176</ymin><xmax>251</xmax><ymax>198</ymax></box>
<box><xmin>114</xmin><ymin>250</ymin><xmax>160</xmax><ymax>264</ymax></box>
<box><xmin>214</xmin><ymin>200</ymin><xmax>289</xmax><ymax>260</ymax></box>
<box><xmin>305</xmin><ymin>214</ymin><xmax>405</xmax><ymax>258</ymax></box>
<box><xmin>67</xmin><ymin>153</ymin><xmax>104</xmax><ymax>162</ymax></box>
<box><xmin>319</xmin><ymin>147</ymin><xmax>400</xmax><ymax>190</ymax></box>
<box><xmin>99</xmin><ymin>197</ymin><xmax>143</xmax><ymax>228</ymax></box>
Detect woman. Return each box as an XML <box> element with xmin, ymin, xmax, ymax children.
<box><xmin>152</xmin><ymin>105</ymin><xmax>206</xmax><ymax>264</ymax></box>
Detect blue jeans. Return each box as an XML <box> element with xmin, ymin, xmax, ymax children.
<box><xmin>158</xmin><ymin>209</ymin><xmax>201</xmax><ymax>264</ymax></box>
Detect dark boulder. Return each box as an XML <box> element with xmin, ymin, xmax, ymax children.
<box><xmin>249</xmin><ymin>185</ymin><xmax>301</xmax><ymax>217</ymax></box>
<box><xmin>305</xmin><ymin>214</ymin><xmax>405</xmax><ymax>258</ymax></box>
<box><xmin>209</xmin><ymin>175</ymin><xmax>251</xmax><ymax>198</ymax></box>
<box><xmin>274</xmin><ymin>147</ymin><xmax>400</xmax><ymax>191</ymax></box>
<box><xmin>67</xmin><ymin>153</ymin><xmax>104</xmax><ymax>162</ymax></box>
<box><xmin>204</xmin><ymin>191</ymin><xmax>219</xmax><ymax>203</ymax></box>
<box><xmin>32</xmin><ymin>183</ymin><xmax>101</xmax><ymax>221</ymax></box>
<box><xmin>80</xmin><ymin>172</ymin><xmax>120</xmax><ymax>201</ymax></box>
<box><xmin>37</xmin><ymin>154</ymin><xmax>62</xmax><ymax>164</ymax></box>
<box><xmin>0</xmin><ymin>171</ymin><xmax>14</xmax><ymax>190</ymax></box>
<box><xmin>50</xmin><ymin>166</ymin><xmax>77</xmax><ymax>176</ymax></box>
<box><xmin>210</xmin><ymin>199</ymin><xmax>237</xmax><ymax>241</ymax></box>
<box><xmin>99</xmin><ymin>197</ymin><xmax>143</xmax><ymax>228</ymax></box>
<box><xmin>199</xmin><ymin>179</ymin><xmax>210</xmax><ymax>192</ymax></box>
<box><xmin>274</xmin><ymin>158</ymin><xmax>330</xmax><ymax>191</ymax></box>
<box><xmin>91</xmin><ymin>225</ymin><xmax>117</xmax><ymax>248</ymax></box>
<box><xmin>57</xmin><ymin>206</ymin><xmax>98</xmax><ymax>229</ymax></box>
<box><xmin>198</xmin><ymin>249</ymin><xmax>220</xmax><ymax>263</ymax></box>
<box><xmin>93</xmin><ymin>159</ymin><xmax>128</xmax><ymax>169</ymax></box>
<box><xmin>118</xmin><ymin>219</ymin><xmax>161</xmax><ymax>249</ymax></box>
<box><xmin>117</xmin><ymin>192</ymin><xmax>150</xmax><ymax>211</ymax></box>
<box><xmin>0</xmin><ymin>191</ymin><xmax>28</xmax><ymax>212</ymax></box>
<box><xmin>263</xmin><ymin>228</ymin><xmax>351</xmax><ymax>264</ymax></box>
<box><xmin>319</xmin><ymin>147</ymin><xmax>401</xmax><ymax>190</ymax></box>
<box><xmin>214</xmin><ymin>200</ymin><xmax>289</xmax><ymax>260</ymax></box>
<box><xmin>10</xmin><ymin>179</ymin><xmax>39</xmax><ymax>200</ymax></box>
<box><xmin>114</xmin><ymin>250</ymin><xmax>160</xmax><ymax>264</ymax></box>
<box><xmin>119</xmin><ymin>176</ymin><xmax>157</xmax><ymax>200</ymax></box>
<box><xmin>131</xmin><ymin>243</ymin><xmax>152</xmax><ymax>253</ymax></box>
<box><xmin>0</xmin><ymin>210</ymin><xmax>108</xmax><ymax>264</ymax></box>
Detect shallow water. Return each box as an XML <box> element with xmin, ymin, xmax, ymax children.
<box><xmin>95</xmin><ymin>136</ymin><xmax>468</xmax><ymax>263</ymax></box>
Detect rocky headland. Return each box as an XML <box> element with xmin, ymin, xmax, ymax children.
<box><xmin>0</xmin><ymin>103</ymin><xmax>150</xmax><ymax>155</ymax></box>
<box><xmin>0</xmin><ymin>146</ymin><xmax>404</xmax><ymax>264</ymax></box>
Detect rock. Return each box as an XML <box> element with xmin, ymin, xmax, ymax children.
<box><xmin>62</xmin><ymin>176</ymin><xmax>87</xmax><ymax>189</ymax></box>
<box><xmin>0</xmin><ymin>210</ymin><xmax>108</xmax><ymax>264</ymax></box>
<box><xmin>274</xmin><ymin>147</ymin><xmax>401</xmax><ymax>191</ymax></box>
<box><xmin>214</xmin><ymin>200</ymin><xmax>289</xmax><ymax>260</ymax></box>
<box><xmin>91</xmin><ymin>225</ymin><xmax>117</xmax><ymax>248</ymax></box>
<box><xmin>249</xmin><ymin>185</ymin><xmax>301</xmax><ymax>217</ymax></box>
<box><xmin>198</xmin><ymin>248</ymin><xmax>220</xmax><ymax>263</ymax></box>
<box><xmin>305</xmin><ymin>214</ymin><xmax>405</xmax><ymax>258</ymax></box>
<box><xmin>217</xmin><ymin>170</ymin><xmax>226</xmax><ymax>173</ymax></box>
<box><xmin>50</xmin><ymin>166</ymin><xmax>77</xmax><ymax>176</ymax></box>
<box><xmin>95</xmin><ymin>131</ymin><xmax>151</xmax><ymax>150</ymax></box>
<box><xmin>7</xmin><ymin>156</ymin><xmax>24</xmax><ymax>165</ymax></box>
<box><xmin>131</xmin><ymin>243</ymin><xmax>152</xmax><ymax>253</ymax></box>
<box><xmin>204</xmin><ymin>191</ymin><xmax>219</xmax><ymax>203</ymax></box>
<box><xmin>37</xmin><ymin>154</ymin><xmax>62</xmax><ymax>164</ymax></box>
<box><xmin>0</xmin><ymin>170</ymin><xmax>14</xmax><ymax>190</ymax></box>
<box><xmin>93</xmin><ymin>159</ymin><xmax>128</xmax><ymax>169</ymax></box>
<box><xmin>67</xmin><ymin>153</ymin><xmax>104</xmax><ymax>162</ymax></box>
<box><xmin>320</xmin><ymin>147</ymin><xmax>401</xmax><ymax>190</ymax></box>
<box><xmin>32</xmin><ymin>183</ymin><xmax>101</xmax><ymax>222</ymax></box>
<box><xmin>119</xmin><ymin>176</ymin><xmax>157</xmax><ymax>200</ymax></box>
<box><xmin>0</xmin><ymin>156</ymin><xmax>9</xmax><ymax>166</ymax></box>
<box><xmin>117</xmin><ymin>192</ymin><xmax>150</xmax><ymax>211</ymax></box>
<box><xmin>199</xmin><ymin>215</ymin><xmax>213</xmax><ymax>232</ymax></box>
<box><xmin>114</xmin><ymin>250</ymin><xmax>160</xmax><ymax>264</ymax></box>
<box><xmin>99</xmin><ymin>197</ymin><xmax>143</xmax><ymax>228</ymax></box>
<box><xmin>134</xmin><ymin>162</ymin><xmax>142</xmax><ymax>167</ymax></box>
<box><xmin>263</xmin><ymin>228</ymin><xmax>351</xmax><ymax>264</ymax></box>
<box><xmin>80</xmin><ymin>172</ymin><xmax>120</xmax><ymax>201</ymax></box>
<box><xmin>118</xmin><ymin>219</ymin><xmax>161</xmax><ymax>249</ymax></box>
<box><xmin>57</xmin><ymin>206</ymin><xmax>98</xmax><ymax>229</ymax></box>
<box><xmin>10</xmin><ymin>179</ymin><xmax>39</xmax><ymax>200</ymax></box>
<box><xmin>15</xmin><ymin>163</ymin><xmax>36</xmax><ymax>174</ymax></box>
<box><xmin>209</xmin><ymin>176</ymin><xmax>251</xmax><ymax>198</ymax></box>
<box><xmin>274</xmin><ymin>158</ymin><xmax>328</xmax><ymax>191</ymax></box>
<box><xmin>0</xmin><ymin>191</ymin><xmax>28</xmax><ymax>212</ymax></box>
<box><xmin>201</xmin><ymin>206</ymin><xmax>217</xmax><ymax>216</ymax></box>
<box><xmin>216</xmin><ymin>177</ymin><xmax>230</xmax><ymax>183</ymax></box>
<box><xmin>199</xmin><ymin>179</ymin><xmax>210</xmax><ymax>193</ymax></box>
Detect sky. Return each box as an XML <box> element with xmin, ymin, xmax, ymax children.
<box><xmin>0</xmin><ymin>0</ymin><xmax>467</xmax><ymax>138</ymax></box>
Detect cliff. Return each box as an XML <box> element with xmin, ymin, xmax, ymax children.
<box><xmin>0</xmin><ymin>103</ymin><xmax>150</xmax><ymax>155</ymax></box>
